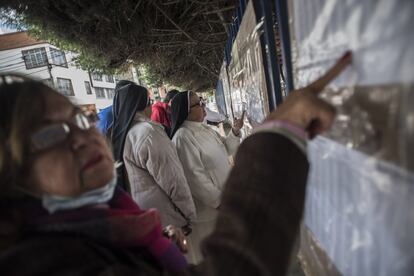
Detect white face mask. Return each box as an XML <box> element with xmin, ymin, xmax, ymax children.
<box><xmin>41</xmin><ymin>171</ymin><xmax>117</xmax><ymax>214</ymax></box>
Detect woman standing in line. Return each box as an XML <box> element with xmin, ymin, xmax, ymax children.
<box><xmin>111</xmin><ymin>83</ymin><xmax>196</xmax><ymax>230</ymax></box>
<box><xmin>170</xmin><ymin>91</ymin><xmax>244</xmax><ymax>264</ymax></box>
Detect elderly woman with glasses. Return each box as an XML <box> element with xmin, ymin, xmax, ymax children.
<box><xmin>170</xmin><ymin>91</ymin><xmax>245</xmax><ymax>264</ymax></box>
<box><xmin>0</xmin><ymin>52</ymin><xmax>350</xmax><ymax>276</ymax></box>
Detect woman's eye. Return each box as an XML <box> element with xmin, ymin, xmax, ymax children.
<box><xmin>32</xmin><ymin>124</ymin><xmax>69</xmax><ymax>150</ymax></box>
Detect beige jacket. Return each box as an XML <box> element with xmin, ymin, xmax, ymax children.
<box><xmin>123</xmin><ymin>114</ymin><xmax>196</xmax><ymax>227</ymax></box>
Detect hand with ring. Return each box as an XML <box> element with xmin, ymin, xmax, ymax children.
<box><xmin>163</xmin><ymin>225</ymin><xmax>188</xmax><ymax>253</ymax></box>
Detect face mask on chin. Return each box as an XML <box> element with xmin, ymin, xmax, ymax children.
<box><xmin>41</xmin><ymin>169</ymin><xmax>117</xmax><ymax>214</ymax></box>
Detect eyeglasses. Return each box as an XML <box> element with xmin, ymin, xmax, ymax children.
<box><xmin>190</xmin><ymin>98</ymin><xmax>206</xmax><ymax>109</ymax></box>
<box><xmin>30</xmin><ymin>110</ymin><xmax>98</xmax><ymax>152</ymax></box>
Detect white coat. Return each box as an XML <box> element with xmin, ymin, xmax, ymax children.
<box><xmin>123</xmin><ymin>114</ymin><xmax>196</xmax><ymax>228</ymax></box>
<box><xmin>172</xmin><ymin>120</ymin><xmax>240</xmax><ymax>264</ymax></box>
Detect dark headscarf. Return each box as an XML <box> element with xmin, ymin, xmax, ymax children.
<box><xmin>111</xmin><ymin>83</ymin><xmax>149</xmax><ymax>190</ymax></box>
<box><xmin>96</xmin><ymin>80</ymin><xmax>135</xmax><ymax>138</ymax></box>
<box><xmin>170</xmin><ymin>91</ymin><xmax>191</xmax><ymax>138</ymax></box>
<box><xmin>115</xmin><ymin>80</ymin><xmax>135</xmax><ymax>90</ymax></box>
<box><xmin>164</xmin><ymin>89</ymin><xmax>179</xmax><ymax>103</ymax></box>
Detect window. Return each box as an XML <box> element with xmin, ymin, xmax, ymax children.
<box><xmin>91</xmin><ymin>72</ymin><xmax>103</xmax><ymax>81</ymax></box>
<box><xmin>22</xmin><ymin>47</ymin><xmax>48</xmax><ymax>69</ymax></box>
<box><xmin>50</xmin><ymin>48</ymin><xmax>67</xmax><ymax>67</ymax></box>
<box><xmin>106</xmin><ymin>88</ymin><xmax>115</xmax><ymax>99</ymax></box>
<box><xmin>95</xmin><ymin>87</ymin><xmax>106</xmax><ymax>99</ymax></box>
<box><xmin>105</xmin><ymin>75</ymin><xmax>114</xmax><ymax>83</ymax></box>
<box><xmin>56</xmin><ymin>78</ymin><xmax>74</xmax><ymax>96</ymax></box>
<box><xmin>84</xmin><ymin>81</ymin><xmax>92</xmax><ymax>95</ymax></box>
<box><xmin>42</xmin><ymin>78</ymin><xmax>54</xmax><ymax>88</ymax></box>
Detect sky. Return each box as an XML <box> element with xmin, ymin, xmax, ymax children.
<box><xmin>0</xmin><ymin>21</ymin><xmax>19</xmax><ymax>34</ymax></box>
<box><xmin>0</xmin><ymin>9</ymin><xmax>24</xmax><ymax>35</ymax></box>
<box><xmin>0</xmin><ymin>27</ymin><xmax>15</xmax><ymax>34</ymax></box>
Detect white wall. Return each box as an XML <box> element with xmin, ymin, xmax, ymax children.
<box><xmin>0</xmin><ymin>43</ymin><xmax>52</xmax><ymax>80</ymax></box>
<box><xmin>0</xmin><ymin>43</ymin><xmax>114</xmax><ymax>110</ymax></box>
<box><xmin>89</xmin><ymin>73</ymin><xmax>117</xmax><ymax>110</ymax></box>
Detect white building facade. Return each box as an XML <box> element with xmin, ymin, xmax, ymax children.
<box><xmin>0</xmin><ymin>31</ymin><xmax>122</xmax><ymax>111</ymax></box>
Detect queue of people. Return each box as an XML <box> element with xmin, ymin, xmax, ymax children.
<box><xmin>0</xmin><ymin>51</ymin><xmax>352</xmax><ymax>275</ymax></box>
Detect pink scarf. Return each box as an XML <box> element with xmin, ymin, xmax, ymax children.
<box><xmin>26</xmin><ymin>187</ymin><xmax>188</xmax><ymax>273</ymax></box>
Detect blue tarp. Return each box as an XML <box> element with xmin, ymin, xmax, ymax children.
<box><xmin>96</xmin><ymin>106</ymin><xmax>113</xmax><ymax>135</ymax></box>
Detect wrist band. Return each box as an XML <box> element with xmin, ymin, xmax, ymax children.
<box><xmin>255</xmin><ymin>120</ymin><xmax>308</xmax><ymax>140</ymax></box>
<box><xmin>253</xmin><ymin>120</ymin><xmax>308</xmax><ymax>154</ymax></box>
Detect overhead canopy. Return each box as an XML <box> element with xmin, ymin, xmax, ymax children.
<box><xmin>1</xmin><ymin>0</ymin><xmax>238</xmax><ymax>91</ymax></box>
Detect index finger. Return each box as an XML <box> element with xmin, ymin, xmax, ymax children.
<box><xmin>308</xmin><ymin>51</ymin><xmax>352</xmax><ymax>95</ymax></box>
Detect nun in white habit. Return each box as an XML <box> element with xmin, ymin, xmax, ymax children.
<box><xmin>170</xmin><ymin>91</ymin><xmax>244</xmax><ymax>264</ymax></box>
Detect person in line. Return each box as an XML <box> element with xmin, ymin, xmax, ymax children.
<box><xmin>111</xmin><ymin>83</ymin><xmax>196</xmax><ymax>229</ymax></box>
<box><xmin>170</xmin><ymin>91</ymin><xmax>244</xmax><ymax>264</ymax></box>
<box><xmin>96</xmin><ymin>80</ymin><xmax>136</xmax><ymax>137</ymax></box>
<box><xmin>0</xmin><ymin>51</ymin><xmax>351</xmax><ymax>275</ymax></box>
<box><xmin>151</xmin><ymin>89</ymin><xmax>180</xmax><ymax>135</ymax></box>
